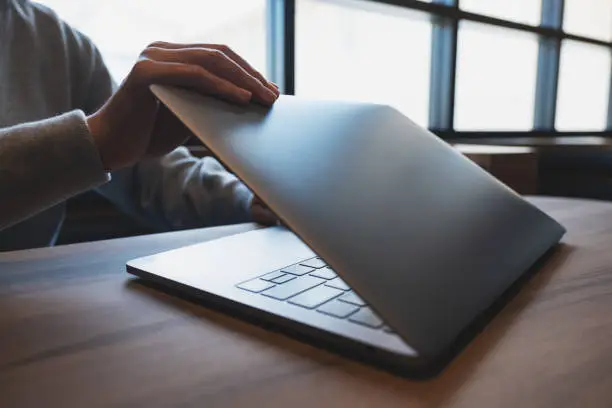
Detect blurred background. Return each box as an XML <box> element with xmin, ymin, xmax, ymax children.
<box><xmin>37</xmin><ymin>0</ymin><xmax>612</xmax><ymax>132</ymax></box>
<box><xmin>35</xmin><ymin>0</ymin><xmax>612</xmax><ymax>242</ymax></box>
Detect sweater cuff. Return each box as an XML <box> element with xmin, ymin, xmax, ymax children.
<box><xmin>0</xmin><ymin>110</ymin><xmax>110</xmax><ymax>229</ymax></box>
<box><xmin>31</xmin><ymin>110</ymin><xmax>110</xmax><ymax>189</ymax></box>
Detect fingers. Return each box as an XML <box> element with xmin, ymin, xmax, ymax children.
<box><xmin>129</xmin><ymin>59</ymin><xmax>253</xmax><ymax>105</ymax></box>
<box><xmin>251</xmin><ymin>196</ymin><xmax>279</xmax><ymax>226</ymax></box>
<box><xmin>143</xmin><ymin>46</ymin><xmax>277</xmax><ymax>105</ymax></box>
<box><xmin>203</xmin><ymin>44</ymin><xmax>279</xmax><ymax>96</ymax></box>
<box><xmin>148</xmin><ymin>41</ymin><xmax>278</xmax><ymax>96</ymax></box>
<box><xmin>251</xmin><ymin>204</ymin><xmax>279</xmax><ymax>226</ymax></box>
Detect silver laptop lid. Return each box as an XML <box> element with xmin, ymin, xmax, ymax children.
<box><xmin>151</xmin><ymin>85</ymin><xmax>565</xmax><ymax>358</ymax></box>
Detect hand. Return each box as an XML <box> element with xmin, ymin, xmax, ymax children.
<box><xmin>86</xmin><ymin>42</ymin><xmax>279</xmax><ymax>171</ymax></box>
<box><xmin>250</xmin><ymin>195</ymin><xmax>278</xmax><ymax>226</ymax></box>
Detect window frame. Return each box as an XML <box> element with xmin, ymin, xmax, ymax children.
<box><xmin>268</xmin><ymin>0</ymin><xmax>612</xmax><ymax>138</ymax></box>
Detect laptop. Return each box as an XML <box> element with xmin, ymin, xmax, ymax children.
<box><xmin>127</xmin><ymin>85</ymin><xmax>565</xmax><ymax>377</ymax></box>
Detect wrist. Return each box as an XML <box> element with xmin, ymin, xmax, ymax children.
<box><xmin>86</xmin><ymin>112</ymin><xmax>112</xmax><ymax>171</ymax></box>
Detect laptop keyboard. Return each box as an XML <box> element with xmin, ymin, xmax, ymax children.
<box><xmin>236</xmin><ymin>257</ymin><xmax>392</xmax><ymax>332</ymax></box>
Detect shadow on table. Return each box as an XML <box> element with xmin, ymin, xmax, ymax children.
<box><xmin>124</xmin><ymin>242</ymin><xmax>573</xmax><ymax>403</ymax></box>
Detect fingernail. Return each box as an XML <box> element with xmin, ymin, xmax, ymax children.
<box><xmin>266</xmin><ymin>83</ymin><xmax>280</xmax><ymax>97</ymax></box>
<box><xmin>262</xmin><ymin>88</ymin><xmax>277</xmax><ymax>105</ymax></box>
<box><xmin>268</xmin><ymin>82</ymin><xmax>280</xmax><ymax>95</ymax></box>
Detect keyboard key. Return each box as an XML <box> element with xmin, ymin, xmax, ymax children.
<box><xmin>317</xmin><ymin>300</ymin><xmax>360</xmax><ymax>318</ymax></box>
<box><xmin>349</xmin><ymin>307</ymin><xmax>384</xmax><ymax>329</ymax></box>
<box><xmin>310</xmin><ymin>267</ymin><xmax>337</xmax><ymax>280</ymax></box>
<box><xmin>325</xmin><ymin>277</ymin><xmax>350</xmax><ymax>291</ymax></box>
<box><xmin>260</xmin><ymin>271</ymin><xmax>285</xmax><ymax>281</ymax></box>
<box><xmin>271</xmin><ymin>274</ymin><xmax>295</xmax><ymax>284</ymax></box>
<box><xmin>338</xmin><ymin>291</ymin><xmax>366</xmax><ymax>306</ymax></box>
<box><xmin>288</xmin><ymin>285</ymin><xmax>344</xmax><ymax>309</ymax></box>
<box><xmin>261</xmin><ymin>275</ymin><xmax>325</xmax><ymax>300</ymax></box>
<box><xmin>300</xmin><ymin>258</ymin><xmax>327</xmax><ymax>269</ymax></box>
<box><xmin>282</xmin><ymin>264</ymin><xmax>315</xmax><ymax>276</ymax></box>
<box><xmin>237</xmin><ymin>279</ymin><xmax>275</xmax><ymax>293</ymax></box>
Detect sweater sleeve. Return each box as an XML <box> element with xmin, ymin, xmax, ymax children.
<box><xmin>96</xmin><ymin>147</ymin><xmax>254</xmax><ymax>231</ymax></box>
<box><xmin>0</xmin><ymin>110</ymin><xmax>110</xmax><ymax>230</ymax></box>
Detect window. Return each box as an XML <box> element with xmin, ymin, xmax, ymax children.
<box><xmin>37</xmin><ymin>0</ymin><xmax>268</xmax><ymax>82</ymax></box>
<box><xmin>556</xmin><ymin>41</ymin><xmax>612</xmax><ymax>130</ymax></box>
<box><xmin>36</xmin><ymin>0</ymin><xmax>612</xmax><ymax>135</ymax></box>
<box><xmin>455</xmin><ymin>22</ymin><xmax>539</xmax><ymax>130</ymax></box>
<box><xmin>460</xmin><ymin>0</ymin><xmax>542</xmax><ymax>26</ymax></box>
<box><xmin>295</xmin><ymin>0</ymin><xmax>432</xmax><ymax>127</ymax></box>
<box><xmin>563</xmin><ymin>0</ymin><xmax>612</xmax><ymax>42</ymax></box>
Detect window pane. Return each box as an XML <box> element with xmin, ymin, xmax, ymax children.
<box><xmin>460</xmin><ymin>0</ymin><xmax>542</xmax><ymax>26</ymax></box>
<box><xmin>564</xmin><ymin>0</ymin><xmax>612</xmax><ymax>42</ymax></box>
<box><xmin>296</xmin><ymin>0</ymin><xmax>432</xmax><ymax>127</ymax></box>
<box><xmin>556</xmin><ymin>41</ymin><xmax>611</xmax><ymax>131</ymax></box>
<box><xmin>36</xmin><ymin>0</ymin><xmax>267</xmax><ymax>82</ymax></box>
<box><xmin>455</xmin><ymin>22</ymin><xmax>539</xmax><ymax>130</ymax></box>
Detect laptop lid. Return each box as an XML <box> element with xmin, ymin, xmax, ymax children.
<box><xmin>150</xmin><ymin>85</ymin><xmax>565</xmax><ymax>359</ymax></box>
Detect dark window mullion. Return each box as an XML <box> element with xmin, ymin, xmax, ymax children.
<box><xmin>533</xmin><ymin>39</ymin><xmax>561</xmax><ymax>130</ymax></box>
<box><xmin>351</xmin><ymin>0</ymin><xmax>612</xmax><ymax>48</ymax></box>
<box><xmin>428</xmin><ymin>0</ymin><xmax>458</xmax><ymax>130</ymax></box>
<box><xmin>267</xmin><ymin>0</ymin><xmax>295</xmax><ymax>95</ymax></box>
<box><xmin>533</xmin><ymin>0</ymin><xmax>564</xmax><ymax>131</ymax></box>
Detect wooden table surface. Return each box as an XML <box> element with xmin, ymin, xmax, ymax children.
<box><xmin>1</xmin><ymin>197</ymin><xmax>612</xmax><ymax>408</ymax></box>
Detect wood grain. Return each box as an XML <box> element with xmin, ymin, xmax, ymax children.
<box><xmin>1</xmin><ymin>198</ymin><xmax>612</xmax><ymax>408</ymax></box>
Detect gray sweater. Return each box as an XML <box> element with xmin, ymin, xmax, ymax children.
<box><xmin>0</xmin><ymin>0</ymin><xmax>253</xmax><ymax>250</ymax></box>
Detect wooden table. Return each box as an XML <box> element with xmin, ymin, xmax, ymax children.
<box><xmin>1</xmin><ymin>197</ymin><xmax>612</xmax><ymax>407</ymax></box>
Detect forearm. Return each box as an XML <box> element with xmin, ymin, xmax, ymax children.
<box><xmin>96</xmin><ymin>147</ymin><xmax>253</xmax><ymax>231</ymax></box>
<box><xmin>0</xmin><ymin>111</ymin><xmax>109</xmax><ymax>230</ymax></box>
